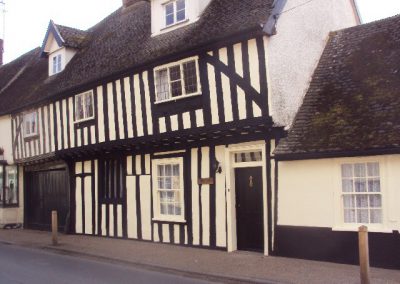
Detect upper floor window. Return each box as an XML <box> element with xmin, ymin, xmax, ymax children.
<box><xmin>24</xmin><ymin>111</ymin><xmax>38</xmax><ymax>138</ymax></box>
<box><xmin>341</xmin><ymin>162</ymin><xmax>382</xmax><ymax>225</ymax></box>
<box><xmin>75</xmin><ymin>91</ymin><xmax>94</xmax><ymax>123</ymax></box>
<box><xmin>165</xmin><ymin>0</ymin><xmax>186</xmax><ymax>27</ymax></box>
<box><xmin>152</xmin><ymin>158</ymin><xmax>185</xmax><ymax>222</ymax></box>
<box><xmin>154</xmin><ymin>57</ymin><xmax>200</xmax><ymax>103</ymax></box>
<box><xmin>52</xmin><ymin>54</ymin><xmax>62</xmax><ymax>74</ymax></box>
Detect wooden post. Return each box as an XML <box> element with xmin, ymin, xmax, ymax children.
<box><xmin>52</xmin><ymin>210</ymin><xmax>58</xmax><ymax>246</ymax></box>
<box><xmin>358</xmin><ymin>225</ymin><xmax>370</xmax><ymax>284</ymax></box>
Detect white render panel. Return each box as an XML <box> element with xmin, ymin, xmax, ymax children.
<box><xmin>50</xmin><ymin>104</ymin><xmax>55</xmax><ymax>152</ymax></box>
<box><xmin>201</xmin><ymin>146</ymin><xmax>210</xmax><ymax>246</ymax></box>
<box><xmin>101</xmin><ymin>205</ymin><xmax>106</xmax><ymax>236</ymax></box>
<box><xmin>107</xmin><ymin>83</ymin><xmax>116</xmax><ymax>141</ymax></box>
<box><xmin>159</xmin><ymin>117</ymin><xmax>166</xmax><ymax>133</ymax></box>
<box><xmin>247</xmin><ymin>39</ymin><xmax>260</xmax><ymax>93</ymax></box>
<box><xmin>140</xmin><ymin>175</ymin><xmax>152</xmax><ymax>241</ymax></box>
<box><xmin>56</xmin><ymin>101</ymin><xmax>62</xmax><ymax>150</ymax></box>
<box><xmin>135</xmin><ymin>155</ymin><xmax>142</xmax><ymax>175</ymax></box>
<box><xmin>207</xmin><ymin>63</ymin><xmax>219</xmax><ymax>125</ymax></box>
<box><xmin>75</xmin><ymin>177</ymin><xmax>83</xmax><ymax>234</ymax></box>
<box><xmin>134</xmin><ymin>74</ymin><xmax>144</xmax><ymax>137</ymax></box>
<box><xmin>191</xmin><ymin>148</ymin><xmax>200</xmax><ymax>245</ymax></box>
<box><xmin>174</xmin><ymin>224</ymin><xmax>180</xmax><ymax>244</ymax></box>
<box><xmin>162</xmin><ymin>224</ymin><xmax>170</xmax><ymax>243</ymax></box>
<box><xmin>221</xmin><ymin>73</ymin><xmax>233</xmax><ymax>122</ymax></box>
<box><xmin>109</xmin><ymin>204</ymin><xmax>114</xmax><ymax>237</ymax></box>
<box><xmin>170</xmin><ymin>114</ymin><xmax>179</xmax><ymax>131</ymax></box>
<box><xmin>126</xmin><ymin>176</ymin><xmax>138</xmax><ymax>239</ymax></box>
<box><xmin>62</xmin><ymin>99</ymin><xmax>68</xmax><ymax>149</ymax></box>
<box><xmin>124</xmin><ymin>77</ymin><xmax>134</xmax><ymax>138</ymax></box>
<box><xmin>195</xmin><ymin>109</ymin><xmax>204</xmax><ymax>128</ymax></box>
<box><xmin>0</xmin><ymin>116</ymin><xmax>13</xmax><ymax>164</ymax></box>
<box><xmin>215</xmin><ymin>145</ymin><xmax>227</xmax><ymax>247</ymax></box>
<box><xmin>94</xmin><ymin>160</ymin><xmax>99</xmax><ymax>235</ymax></box>
<box><xmin>97</xmin><ymin>86</ymin><xmax>106</xmax><ymax>143</ymax></box>
<box><xmin>266</xmin><ymin>0</ymin><xmax>358</xmax><ymax>126</ymax></box>
<box><xmin>237</xmin><ymin>87</ymin><xmax>247</xmax><ymax>120</ymax></box>
<box><xmin>117</xmin><ymin>205</ymin><xmax>123</xmax><ymax>238</ymax></box>
<box><xmin>116</xmin><ymin>79</ymin><xmax>125</xmax><ymax>140</ymax></box>
<box><xmin>153</xmin><ymin>223</ymin><xmax>160</xmax><ymax>242</ymax></box>
<box><xmin>182</xmin><ymin>112</ymin><xmax>191</xmax><ymax>129</ymax></box>
<box><xmin>84</xmin><ymin>176</ymin><xmax>92</xmax><ymax>235</ymax></box>
<box><xmin>219</xmin><ymin>47</ymin><xmax>228</xmax><ymax>65</ymax></box>
<box><xmin>233</xmin><ymin>43</ymin><xmax>243</xmax><ymax>77</ymax></box>
<box><xmin>68</xmin><ymin>97</ymin><xmax>75</xmax><ymax>148</ymax></box>
<box><xmin>143</xmin><ymin>71</ymin><xmax>153</xmax><ymax>135</ymax></box>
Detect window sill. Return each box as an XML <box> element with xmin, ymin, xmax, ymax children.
<box><xmin>161</xmin><ymin>19</ymin><xmax>190</xmax><ymax>32</ymax></box>
<box><xmin>332</xmin><ymin>226</ymin><xmax>393</xmax><ymax>233</ymax></box>
<box><xmin>24</xmin><ymin>134</ymin><xmax>39</xmax><ymax>141</ymax></box>
<box><xmin>154</xmin><ymin>92</ymin><xmax>201</xmax><ymax>105</ymax></box>
<box><xmin>74</xmin><ymin>117</ymin><xmax>95</xmax><ymax>125</ymax></box>
<box><xmin>152</xmin><ymin>217</ymin><xmax>186</xmax><ymax>224</ymax></box>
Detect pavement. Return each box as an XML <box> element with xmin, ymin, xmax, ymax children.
<box><xmin>0</xmin><ymin>229</ymin><xmax>400</xmax><ymax>284</ymax></box>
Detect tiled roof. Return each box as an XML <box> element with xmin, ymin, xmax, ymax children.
<box><xmin>0</xmin><ymin>0</ymin><xmax>274</xmax><ymax>115</ymax></box>
<box><xmin>274</xmin><ymin>15</ymin><xmax>400</xmax><ymax>159</ymax></box>
<box><xmin>55</xmin><ymin>24</ymin><xmax>88</xmax><ymax>49</ymax></box>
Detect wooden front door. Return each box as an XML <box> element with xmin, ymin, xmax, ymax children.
<box><xmin>235</xmin><ymin>167</ymin><xmax>264</xmax><ymax>252</ymax></box>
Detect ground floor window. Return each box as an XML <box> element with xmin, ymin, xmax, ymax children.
<box><xmin>341</xmin><ymin>162</ymin><xmax>382</xmax><ymax>224</ymax></box>
<box><xmin>152</xmin><ymin>157</ymin><xmax>185</xmax><ymax>222</ymax></box>
<box><xmin>0</xmin><ymin>165</ymin><xmax>18</xmax><ymax>207</ymax></box>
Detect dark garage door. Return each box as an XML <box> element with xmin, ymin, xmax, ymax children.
<box><xmin>25</xmin><ymin>169</ymin><xmax>70</xmax><ymax>231</ymax></box>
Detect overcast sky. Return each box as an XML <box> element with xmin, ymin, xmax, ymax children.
<box><xmin>1</xmin><ymin>0</ymin><xmax>400</xmax><ymax>64</ymax></box>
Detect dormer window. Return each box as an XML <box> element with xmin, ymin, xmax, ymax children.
<box><xmin>24</xmin><ymin>111</ymin><xmax>38</xmax><ymax>138</ymax></box>
<box><xmin>165</xmin><ymin>0</ymin><xmax>186</xmax><ymax>27</ymax></box>
<box><xmin>52</xmin><ymin>54</ymin><xmax>62</xmax><ymax>74</ymax></box>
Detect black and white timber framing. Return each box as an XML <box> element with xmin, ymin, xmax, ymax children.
<box><xmin>12</xmin><ymin>34</ymin><xmax>283</xmax><ymax>252</ymax></box>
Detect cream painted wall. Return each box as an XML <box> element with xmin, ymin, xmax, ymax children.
<box><xmin>266</xmin><ymin>0</ymin><xmax>359</xmax><ymax>127</ymax></box>
<box><xmin>0</xmin><ymin>115</ymin><xmax>14</xmax><ymax>164</ymax></box>
<box><xmin>278</xmin><ymin>155</ymin><xmax>400</xmax><ymax>232</ymax></box>
<box><xmin>151</xmin><ymin>0</ymin><xmax>211</xmax><ymax>35</ymax></box>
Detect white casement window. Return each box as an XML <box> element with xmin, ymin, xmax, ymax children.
<box><xmin>23</xmin><ymin>111</ymin><xmax>38</xmax><ymax>138</ymax></box>
<box><xmin>154</xmin><ymin>57</ymin><xmax>200</xmax><ymax>103</ymax></box>
<box><xmin>152</xmin><ymin>158</ymin><xmax>185</xmax><ymax>222</ymax></box>
<box><xmin>340</xmin><ymin>162</ymin><xmax>382</xmax><ymax>225</ymax></box>
<box><xmin>164</xmin><ymin>0</ymin><xmax>186</xmax><ymax>27</ymax></box>
<box><xmin>52</xmin><ymin>54</ymin><xmax>62</xmax><ymax>74</ymax></box>
<box><xmin>75</xmin><ymin>91</ymin><xmax>95</xmax><ymax>123</ymax></box>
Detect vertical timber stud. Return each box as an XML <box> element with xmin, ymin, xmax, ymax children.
<box><xmin>359</xmin><ymin>226</ymin><xmax>370</xmax><ymax>284</ymax></box>
<box><xmin>52</xmin><ymin>211</ymin><xmax>58</xmax><ymax>245</ymax></box>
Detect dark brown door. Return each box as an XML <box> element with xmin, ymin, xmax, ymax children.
<box><xmin>235</xmin><ymin>167</ymin><xmax>264</xmax><ymax>252</ymax></box>
<box><xmin>25</xmin><ymin>169</ymin><xmax>69</xmax><ymax>231</ymax></box>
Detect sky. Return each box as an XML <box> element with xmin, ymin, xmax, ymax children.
<box><xmin>1</xmin><ymin>0</ymin><xmax>400</xmax><ymax>64</ymax></box>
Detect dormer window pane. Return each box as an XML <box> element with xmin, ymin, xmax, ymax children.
<box><xmin>52</xmin><ymin>54</ymin><xmax>62</xmax><ymax>74</ymax></box>
<box><xmin>176</xmin><ymin>0</ymin><xmax>186</xmax><ymax>21</ymax></box>
<box><xmin>165</xmin><ymin>3</ymin><xmax>175</xmax><ymax>26</ymax></box>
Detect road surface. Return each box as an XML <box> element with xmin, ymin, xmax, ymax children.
<box><xmin>0</xmin><ymin>243</ymin><xmax>215</xmax><ymax>284</ymax></box>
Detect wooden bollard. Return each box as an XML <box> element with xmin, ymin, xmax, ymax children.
<box><xmin>358</xmin><ymin>225</ymin><xmax>370</xmax><ymax>284</ymax></box>
<box><xmin>52</xmin><ymin>210</ymin><xmax>58</xmax><ymax>246</ymax></box>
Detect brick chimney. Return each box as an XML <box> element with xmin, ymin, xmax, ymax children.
<box><xmin>0</xmin><ymin>39</ymin><xmax>3</xmax><ymax>66</ymax></box>
<box><xmin>122</xmin><ymin>0</ymin><xmax>147</xmax><ymax>9</ymax></box>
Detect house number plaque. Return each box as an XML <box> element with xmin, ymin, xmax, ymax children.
<box><xmin>198</xmin><ymin>178</ymin><xmax>214</xmax><ymax>185</ymax></box>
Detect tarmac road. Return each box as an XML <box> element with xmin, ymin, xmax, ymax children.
<box><xmin>0</xmin><ymin>243</ymin><xmax>215</xmax><ymax>284</ymax></box>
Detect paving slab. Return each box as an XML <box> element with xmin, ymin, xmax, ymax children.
<box><xmin>1</xmin><ymin>229</ymin><xmax>399</xmax><ymax>284</ymax></box>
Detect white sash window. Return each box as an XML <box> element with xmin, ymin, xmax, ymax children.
<box><xmin>75</xmin><ymin>91</ymin><xmax>95</xmax><ymax>123</ymax></box>
<box><xmin>23</xmin><ymin>111</ymin><xmax>38</xmax><ymax>138</ymax></box>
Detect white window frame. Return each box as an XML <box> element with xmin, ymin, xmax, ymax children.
<box><xmin>52</xmin><ymin>54</ymin><xmax>62</xmax><ymax>74</ymax></box>
<box><xmin>154</xmin><ymin>56</ymin><xmax>201</xmax><ymax>104</ymax></box>
<box><xmin>164</xmin><ymin>0</ymin><xmax>187</xmax><ymax>28</ymax></box>
<box><xmin>23</xmin><ymin>110</ymin><xmax>39</xmax><ymax>138</ymax></box>
<box><xmin>333</xmin><ymin>158</ymin><xmax>391</xmax><ymax>233</ymax></box>
<box><xmin>152</xmin><ymin>157</ymin><xmax>185</xmax><ymax>222</ymax></box>
<box><xmin>74</xmin><ymin>90</ymin><xmax>95</xmax><ymax>123</ymax></box>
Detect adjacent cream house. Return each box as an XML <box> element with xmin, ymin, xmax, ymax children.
<box><xmin>274</xmin><ymin>15</ymin><xmax>400</xmax><ymax>269</ymax></box>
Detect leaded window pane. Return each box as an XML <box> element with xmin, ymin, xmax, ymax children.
<box><xmin>370</xmin><ymin>209</ymin><xmax>382</xmax><ymax>224</ymax></box>
<box><xmin>354</xmin><ymin>163</ymin><xmax>366</xmax><ymax>177</ymax></box>
<box><xmin>342</xmin><ymin>179</ymin><xmax>353</xmax><ymax>192</ymax></box>
<box><xmin>343</xmin><ymin>195</ymin><xmax>354</xmax><ymax>208</ymax></box>
<box><xmin>183</xmin><ymin>61</ymin><xmax>198</xmax><ymax>94</ymax></box>
<box><xmin>354</xmin><ymin>178</ymin><xmax>366</xmax><ymax>192</ymax></box>
<box><xmin>367</xmin><ymin>162</ymin><xmax>379</xmax><ymax>176</ymax></box>
<box><xmin>344</xmin><ymin>209</ymin><xmax>356</xmax><ymax>223</ymax></box>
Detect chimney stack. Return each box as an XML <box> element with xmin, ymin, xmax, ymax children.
<box><xmin>122</xmin><ymin>0</ymin><xmax>147</xmax><ymax>9</ymax></box>
<box><xmin>0</xmin><ymin>39</ymin><xmax>3</xmax><ymax>66</ymax></box>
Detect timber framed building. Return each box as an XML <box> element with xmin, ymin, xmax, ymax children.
<box><xmin>0</xmin><ymin>0</ymin><xmax>359</xmax><ymax>257</ymax></box>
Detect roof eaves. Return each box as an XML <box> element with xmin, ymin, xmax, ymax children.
<box><xmin>40</xmin><ymin>20</ymin><xmax>65</xmax><ymax>57</ymax></box>
<box><xmin>263</xmin><ymin>0</ymin><xmax>288</xmax><ymax>36</ymax></box>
